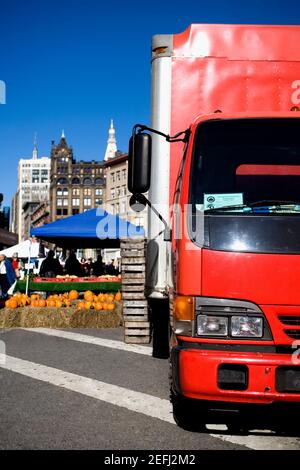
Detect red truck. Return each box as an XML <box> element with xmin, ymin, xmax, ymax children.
<box><xmin>128</xmin><ymin>24</ymin><xmax>300</xmax><ymax>431</ymax></box>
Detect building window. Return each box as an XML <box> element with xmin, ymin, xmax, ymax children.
<box><xmin>116</xmin><ymin>187</ymin><xmax>121</xmax><ymax>197</ymax></box>
<box><xmin>57</xmin><ymin>189</ymin><xmax>63</xmax><ymax>196</ymax></box>
<box><xmin>111</xmin><ymin>173</ymin><xmax>115</xmax><ymax>183</ymax></box>
<box><xmin>72</xmin><ymin>177</ymin><xmax>80</xmax><ymax>185</ymax></box>
<box><xmin>95</xmin><ymin>177</ymin><xmax>104</xmax><ymax>185</ymax></box>
<box><xmin>57</xmin><ymin>199</ymin><xmax>63</xmax><ymax>206</ymax></box>
<box><xmin>84</xmin><ymin>198</ymin><xmax>91</xmax><ymax>206</ymax></box>
<box><xmin>84</xmin><ymin>188</ymin><xmax>91</xmax><ymax>196</ymax></box>
<box><xmin>123</xmin><ymin>186</ymin><xmax>126</xmax><ymax>196</ymax></box>
<box><xmin>63</xmin><ymin>188</ymin><xmax>69</xmax><ymax>196</ymax></box>
<box><xmin>83</xmin><ymin>177</ymin><xmax>92</xmax><ymax>186</ymax></box>
<box><xmin>57</xmin><ymin>167</ymin><xmax>67</xmax><ymax>174</ymax></box>
<box><xmin>95</xmin><ymin>198</ymin><xmax>103</xmax><ymax>206</ymax></box>
<box><xmin>63</xmin><ymin>209</ymin><xmax>68</xmax><ymax>215</ymax></box>
<box><xmin>57</xmin><ymin>178</ymin><xmax>68</xmax><ymax>185</ymax></box>
<box><xmin>72</xmin><ymin>209</ymin><xmax>80</xmax><ymax>215</ymax></box>
<box><xmin>116</xmin><ymin>171</ymin><xmax>121</xmax><ymax>181</ymax></box>
<box><xmin>63</xmin><ymin>199</ymin><xmax>69</xmax><ymax>207</ymax></box>
<box><xmin>72</xmin><ymin>198</ymin><xmax>80</xmax><ymax>206</ymax></box>
<box><xmin>95</xmin><ymin>188</ymin><xmax>103</xmax><ymax>196</ymax></box>
<box><xmin>116</xmin><ymin>203</ymin><xmax>119</xmax><ymax>213</ymax></box>
<box><xmin>57</xmin><ymin>209</ymin><xmax>62</xmax><ymax>216</ymax></box>
<box><xmin>83</xmin><ymin>167</ymin><xmax>92</xmax><ymax>174</ymax></box>
<box><xmin>122</xmin><ymin>169</ymin><xmax>126</xmax><ymax>179</ymax></box>
<box><xmin>73</xmin><ymin>188</ymin><xmax>80</xmax><ymax>196</ymax></box>
<box><xmin>110</xmin><ymin>188</ymin><xmax>115</xmax><ymax>199</ymax></box>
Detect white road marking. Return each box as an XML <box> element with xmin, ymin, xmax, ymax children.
<box><xmin>0</xmin><ymin>354</ymin><xmax>173</xmax><ymax>422</ymax></box>
<box><xmin>0</xmin><ymin>353</ymin><xmax>299</xmax><ymax>450</ymax></box>
<box><xmin>22</xmin><ymin>328</ymin><xmax>152</xmax><ymax>356</ymax></box>
<box><xmin>210</xmin><ymin>430</ymin><xmax>300</xmax><ymax>450</ymax></box>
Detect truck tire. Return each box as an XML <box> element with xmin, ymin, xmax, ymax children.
<box><xmin>171</xmin><ymin>391</ymin><xmax>206</xmax><ymax>432</ymax></box>
<box><xmin>226</xmin><ymin>422</ymin><xmax>249</xmax><ymax>435</ymax></box>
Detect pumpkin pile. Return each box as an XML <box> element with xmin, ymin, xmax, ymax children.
<box><xmin>5</xmin><ymin>290</ymin><xmax>122</xmax><ymax>312</ymax></box>
<box><xmin>76</xmin><ymin>290</ymin><xmax>121</xmax><ymax>311</ymax></box>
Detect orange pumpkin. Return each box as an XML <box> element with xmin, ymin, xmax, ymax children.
<box><xmin>38</xmin><ymin>299</ymin><xmax>46</xmax><ymax>308</ymax></box>
<box><xmin>77</xmin><ymin>301</ymin><xmax>86</xmax><ymax>310</ymax></box>
<box><xmin>98</xmin><ymin>294</ymin><xmax>106</xmax><ymax>302</ymax></box>
<box><xmin>84</xmin><ymin>290</ymin><xmax>93</xmax><ymax>301</ymax></box>
<box><xmin>31</xmin><ymin>294</ymin><xmax>40</xmax><ymax>301</ymax></box>
<box><xmin>84</xmin><ymin>301</ymin><xmax>92</xmax><ymax>310</ymax></box>
<box><xmin>32</xmin><ymin>300</ymin><xmax>39</xmax><ymax>308</ymax></box>
<box><xmin>6</xmin><ymin>299</ymin><xmax>17</xmax><ymax>309</ymax></box>
<box><xmin>94</xmin><ymin>302</ymin><xmax>103</xmax><ymax>311</ymax></box>
<box><xmin>107</xmin><ymin>294</ymin><xmax>115</xmax><ymax>303</ymax></box>
<box><xmin>47</xmin><ymin>299</ymin><xmax>56</xmax><ymax>307</ymax></box>
<box><xmin>107</xmin><ymin>302</ymin><xmax>115</xmax><ymax>311</ymax></box>
<box><xmin>115</xmin><ymin>291</ymin><xmax>122</xmax><ymax>302</ymax></box>
<box><xmin>102</xmin><ymin>302</ymin><xmax>108</xmax><ymax>311</ymax></box>
<box><xmin>69</xmin><ymin>290</ymin><xmax>79</xmax><ymax>300</ymax></box>
<box><xmin>10</xmin><ymin>298</ymin><xmax>18</xmax><ymax>309</ymax></box>
<box><xmin>55</xmin><ymin>300</ymin><xmax>63</xmax><ymax>308</ymax></box>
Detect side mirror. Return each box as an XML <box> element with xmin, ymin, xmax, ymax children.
<box><xmin>128</xmin><ymin>132</ymin><xmax>152</xmax><ymax>194</ymax></box>
<box><xmin>129</xmin><ymin>194</ymin><xmax>147</xmax><ymax>213</ymax></box>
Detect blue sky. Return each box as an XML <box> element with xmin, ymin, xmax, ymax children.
<box><xmin>0</xmin><ymin>0</ymin><xmax>300</xmax><ymax>207</ymax></box>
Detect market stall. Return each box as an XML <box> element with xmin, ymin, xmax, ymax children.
<box><xmin>0</xmin><ymin>209</ymin><xmax>144</xmax><ymax>329</ymax></box>
<box><xmin>25</xmin><ymin>208</ymin><xmax>143</xmax><ymax>293</ymax></box>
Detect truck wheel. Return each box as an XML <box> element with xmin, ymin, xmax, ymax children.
<box><xmin>171</xmin><ymin>391</ymin><xmax>206</xmax><ymax>432</ymax></box>
<box><xmin>226</xmin><ymin>422</ymin><xmax>249</xmax><ymax>435</ymax></box>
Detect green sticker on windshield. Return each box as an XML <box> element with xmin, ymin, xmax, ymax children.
<box><xmin>204</xmin><ymin>193</ymin><xmax>244</xmax><ymax>210</ymax></box>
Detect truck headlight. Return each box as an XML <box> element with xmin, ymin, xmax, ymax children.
<box><xmin>197</xmin><ymin>315</ymin><xmax>228</xmax><ymax>336</ymax></box>
<box><xmin>231</xmin><ymin>316</ymin><xmax>263</xmax><ymax>338</ymax></box>
<box><xmin>173</xmin><ymin>296</ymin><xmax>195</xmax><ymax>336</ymax></box>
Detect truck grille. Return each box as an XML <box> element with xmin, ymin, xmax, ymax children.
<box><xmin>283</xmin><ymin>330</ymin><xmax>300</xmax><ymax>339</ymax></box>
<box><xmin>278</xmin><ymin>315</ymin><xmax>300</xmax><ymax>326</ymax></box>
<box><xmin>278</xmin><ymin>315</ymin><xmax>300</xmax><ymax>340</ymax></box>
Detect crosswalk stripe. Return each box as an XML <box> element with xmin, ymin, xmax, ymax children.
<box><xmin>0</xmin><ymin>353</ymin><xmax>173</xmax><ymax>422</ymax></box>
<box><xmin>0</xmin><ymin>353</ymin><xmax>299</xmax><ymax>449</ymax></box>
<box><xmin>21</xmin><ymin>328</ymin><xmax>152</xmax><ymax>356</ymax></box>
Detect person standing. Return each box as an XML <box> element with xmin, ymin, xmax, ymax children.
<box><xmin>92</xmin><ymin>255</ymin><xmax>105</xmax><ymax>276</ymax></box>
<box><xmin>11</xmin><ymin>252</ymin><xmax>22</xmax><ymax>280</ymax></box>
<box><xmin>64</xmin><ymin>252</ymin><xmax>81</xmax><ymax>277</ymax></box>
<box><xmin>0</xmin><ymin>254</ymin><xmax>16</xmax><ymax>299</ymax></box>
<box><xmin>39</xmin><ymin>250</ymin><xmax>63</xmax><ymax>278</ymax></box>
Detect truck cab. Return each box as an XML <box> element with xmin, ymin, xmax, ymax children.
<box><xmin>128</xmin><ymin>24</ymin><xmax>300</xmax><ymax>431</ymax></box>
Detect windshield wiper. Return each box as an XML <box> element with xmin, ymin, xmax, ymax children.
<box><xmin>204</xmin><ymin>200</ymin><xmax>300</xmax><ymax>214</ymax></box>
<box><xmin>248</xmin><ymin>200</ymin><xmax>300</xmax><ymax>208</ymax></box>
<box><xmin>204</xmin><ymin>204</ymin><xmax>251</xmax><ymax>213</ymax></box>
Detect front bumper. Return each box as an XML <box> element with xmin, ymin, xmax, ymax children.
<box><xmin>172</xmin><ymin>345</ymin><xmax>300</xmax><ymax>404</ymax></box>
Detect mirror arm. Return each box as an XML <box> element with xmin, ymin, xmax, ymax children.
<box><xmin>133</xmin><ymin>193</ymin><xmax>172</xmax><ymax>242</ymax></box>
<box><xmin>133</xmin><ymin>124</ymin><xmax>190</xmax><ymax>143</ymax></box>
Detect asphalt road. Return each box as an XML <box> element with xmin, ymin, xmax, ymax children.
<box><xmin>0</xmin><ymin>327</ymin><xmax>299</xmax><ymax>451</ymax></box>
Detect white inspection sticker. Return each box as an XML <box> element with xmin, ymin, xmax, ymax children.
<box><xmin>204</xmin><ymin>193</ymin><xmax>244</xmax><ymax>210</ymax></box>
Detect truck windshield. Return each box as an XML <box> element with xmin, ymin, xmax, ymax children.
<box><xmin>190</xmin><ymin>118</ymin><xmax>300</xmax><ymax>215</ymax></box>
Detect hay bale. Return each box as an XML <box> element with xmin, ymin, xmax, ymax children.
<box><xmin>0</xmin><ymin>309</ymin><xmax>21</xmax><ymax>328</ymax></box>
<box><xmin>69</xmin><ymin>310</ymin><xmax>122</xmax><ymax>328</ymax></box>
<box><xmin>0</xmin><ymin>303</ymin><xmax>123</xmax><ymax>329</ymax></box>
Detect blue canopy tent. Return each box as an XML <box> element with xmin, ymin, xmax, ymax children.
<box><xmin>30</xmin><ymin>208</ymin><xmax>144</xmax><ymax>248</ymax></box>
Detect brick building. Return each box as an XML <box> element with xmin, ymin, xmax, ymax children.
<box><xmin>50</xmin><ymin>131</ymin><xmax>106</xmax><ymax>221</ymax></box>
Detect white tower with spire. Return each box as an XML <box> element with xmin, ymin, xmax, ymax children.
<box><xmin>104</xmin><ymin>119</ymin><xmax>117</xmax><ymax>161</ymax></box>
<box><xmin>32</xmin><ymin>132</ymin><xmax>38</xmax><ymax>159</ymax></box>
